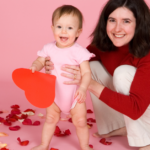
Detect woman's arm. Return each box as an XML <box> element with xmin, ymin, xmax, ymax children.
<box><xmin>88</xmin><ymin>79</ymin><xmax>105</xmax><ymax>98</ymax></box>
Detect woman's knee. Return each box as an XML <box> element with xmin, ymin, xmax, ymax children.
<box><xmin>113</xmin><ymin>65</ymin><xmax>136</xmax><ymax>95</ymax></box>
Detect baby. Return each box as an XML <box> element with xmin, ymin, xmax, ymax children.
<box><xmin>30</xmin><ymin>5</ymin><xmax>95</xmax><ymax>150</ymax></box>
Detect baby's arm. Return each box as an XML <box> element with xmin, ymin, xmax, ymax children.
<box><xmin>30</xmin><ymin>56</ymin><xmax>45</xmax><ymax>73</ymax></box>
<box><xmin>74</xmin><ymin>60</ymin><xmax>91</xmax><ymax>103</ymax></box>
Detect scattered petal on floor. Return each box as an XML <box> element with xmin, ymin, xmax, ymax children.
<box><xmin>18</xmin><ymin>119</ymin><xmax>25</xmax><ymax>123</ymax></box>
<box><xmin>23</xmin><ymin>109</ymin><xmax>35</xmax><ymax>116</ymax></box>
<box><xmin>99</xmin><ymin>138</ymin><xmax>112</xmax><ymax>145</ymax></box>
<box><xmin>33</xmin><ymin>121</ymin><xmax>40</xmax><ymax>126</ymax></box>
<box><xmin>0</xmin><ymin>132</ymin><xmax>8</xmax><ymax>137</ymax></box>
<box><xmin>0</xmin><ymin>111</ymin><xmax>3</xmax><ymax>114</ymax></box>
<box><xmin>87</xmin><ymin>109</ymin><xmax>93</xmax><ymax>113</ymax></box>
<box><xmin>64</xmin><ymin>129</ymin><xmax>71</xmax><ymax>135</ymax></box>
<box><xmin>11</xmin><ymin>105</ymin><xmax>20</xmax><ymax>109</ymax></box>
<box><xmin>17</xmin><ymin>137</ymin><xmax>29</xmax><ymax>146</ymax></box>
<box><xmin>0</xmin><ymin>147</ymin><xmax>9</xmax><ymax>150</ymax></box>
<box><xmin>87</xmin><ymin>118</ymin><xmax>96</xmax><ymax>123</ymax></box>
<box><xmin>3</xmin><ymin>120</ymin><xmax>12</xmax><ymax>126</ymax></box>
<box><xmin>0</xmin><ymin>142</ymin><xmax>7</xmax><ymax>148</ymax></box>
<box><xmin>89</xmin><ymin>144</ymin><xmax>93</xmax><ymax>148</ymax></box>
<box><xmin>9</xmin><ymin>126</ymin><xmax>21</xmax><ymax>131</ymax></box>
<box><xmin>11</xmin><ymin>109</ymin><xmax>21</xmax><ymax>115</ymax></box>
<box><xmin>87</xmin><ymin>123</ymin><xmax>93</xmax><ymax>129</ymax></box>
<box><xmin>22</xmin><ymin>119</ymin><xmax>32</xmax><ymax>125</ymax></box>
<box><xmin>68</xmin><ymin>118</ymin><xmax>72</xmax><ymax>123</ymax></box>
<box><xmin>50</xmin><ymin>148</ymin><xmax>59</xmax><ymax>150</ymax></box>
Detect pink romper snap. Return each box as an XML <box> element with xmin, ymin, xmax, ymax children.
<box><xmin>37</xmin><ymin>42</ymin><xmax>95</xmax><ymax>114</ymax></box>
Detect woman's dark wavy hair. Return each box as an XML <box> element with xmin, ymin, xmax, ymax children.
<box><xmin>91</xmin><ymin>0</ymin><xmax>150</xmax><ymax>58</ymax></box>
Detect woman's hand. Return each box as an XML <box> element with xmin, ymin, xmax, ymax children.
<box><xmin>61</xmin><ymin>64</ymin><xmax>81</xmax><ymax>85</ymax></box>
<box><xmin>45</xmin><ymin>56</ymin><xmax>54</xmax><ymax>74</ymax></box>
<box><xmin>45</xmin><ymin>57</ymin><xmax>81</xmax><ymax>85</ymax></box>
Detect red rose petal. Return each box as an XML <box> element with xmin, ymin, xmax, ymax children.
<box><xmin>17</xmin><ymin>137</ymin><xmax>29</xmax><ymax>146</ymax></box>
<box><xmin>0</xmin><ymin>111</ymin><xmax>3</xmax><ymax>114</ymax></box>
<box><xmin>33</xmin><ymin>121</ymin><xmax>40</xmax><ymax>126</ymax></box>
<box><xmin>3</xmin><ymin>120</ymin><xmax>12</xmax><ymax>126</ymax></box>
<box><xmin>54</xmin><ymin>126</ymin><xmax>61</xmax><ymax>134</ymax></box>
<box><xmin>1</xmin><ymin>148</ymin><xmax>9</xmax><ymax>150</ymax></box>
<box><xmin>64</xmin><ymin>129</ymin><xmax>71</xmax><ymax>135</ymax></box>
<box><xmin>50</xmin><ymin>148</ymin><xmax>59</xmax><ymax>150</ymax></box>
<box><xmin>68</xmin><ymin>118</ymin><xmax>72</xmax><ymax>123</ymax></box>
<box><xmin>11</xmin><ymin>105</ymin><xmax>20</xmax><ymax>109</ymax></box>
<box><xmin>8</xmin><ymin>118</ymin><xmax>17</xmax><ymax>122</ymax></box>
<box><xmin>22</xmin><ymin>118</ymin><xmax>32</xmax><ymax>125</ymax></box>
<box><xmin>0</xmin><ymin>117</ymin><xmax>4</xmax><ymax>122</ymax></box>
<box><xmin>87</xmin><ymin>123</ymin><xmax>93</xmax><ymax>127</ymax></box>
<box><xmin>20</xmin><ymin>114</ymin><xmax>28</xmax><ymax>119</ymax></box>
<box><xmin>89</xmin><ymin>144</ymin><xmax>93</xmax><ymax>148</ymax></box>
<box><xmin>11</xmin><ymin>109</ymin><xmax>21</xmax><ymax>115</ymax></box>
<box><xmin>87</xmin><ymin>109</ymin><xmax>93</xmax><ymax>113</ymax></box>
<box><xmin>87</xmin><ymin>118</ymin><xmax>96</xmax><ymax>123</ymax></box>
<box><xmin>99</xmin><ymin>138</ymin><xmax>112</xmax><ymax>145</ymax></box>
<box><xmin>9</xmin><ymin>126</ymin><xmax>21</xmax><ymax>131</ymax></box>
<box><xmin>24</xmin><ymin>109</ymin><xmax>35</xmax><ymax>113</ymax></box>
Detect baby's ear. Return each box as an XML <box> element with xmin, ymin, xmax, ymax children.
<box><xmin>51</xmin><ymin>25</ymin><xmax>54</xmax><ymax>32</ymax></box>
<box><xmin>76</xmin><ymin>28</ymin><xmax>82</xmax><ymax>37</ymax></box>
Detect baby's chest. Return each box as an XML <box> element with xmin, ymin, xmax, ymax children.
<box><xmin>49</xmin><ymin>50</ymin><xmax>78</xmax><ymax>66</ymax></box>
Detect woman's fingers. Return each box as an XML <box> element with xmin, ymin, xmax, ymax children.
<box><xmin>61</xmin><ymin>65</ymin><xmax>80</xmax><ymax>74</ymax></box>
<box><xmin>45</xmin><ymin>56</ymin><xmax>54</xmax><ymax>74</ymax></box>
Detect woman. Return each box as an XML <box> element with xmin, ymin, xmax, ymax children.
<box><xmin>45</xmin><ymin>0</ymin><xmax>150</xmax><ymax>149</ymax></box>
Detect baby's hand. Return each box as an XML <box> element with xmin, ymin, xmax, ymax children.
<box><xmin>29</xmin><ymin>65</ymin><xmax>37</xmax><ymax>73</ymax></box>
<box><xmin>74</xmin><ymin>87</ymin><xmax>86</xmax><ymax>103</ymax></box>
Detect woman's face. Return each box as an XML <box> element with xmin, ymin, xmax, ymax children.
<box><xmin>106</xmin><ymin>7</ymin><xmax>136</xmax><ymax>47</ymax></box>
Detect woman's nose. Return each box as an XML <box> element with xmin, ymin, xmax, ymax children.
<box><xmin>114</xmin><ymin>22</ymin><xmax>122</xmax><ymax>32</ymax></box>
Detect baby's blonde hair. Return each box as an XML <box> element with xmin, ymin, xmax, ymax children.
<box><xmin>52</xmin><ymin>5</ymin><xmax>83</xmax><ymax>29</ymax></box>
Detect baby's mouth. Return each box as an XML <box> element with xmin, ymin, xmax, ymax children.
<box><xmin>60</xmin><ymin>37</ymin><xmax>68</xmax><ymax>42</ymax></box>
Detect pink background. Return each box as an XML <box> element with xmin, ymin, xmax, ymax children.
<box><xmin>0</xmin><ymin>0</ymin><xmax>150</xmax><ymax>150</ymax></box>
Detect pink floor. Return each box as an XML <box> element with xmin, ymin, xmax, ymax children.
<box><xmin>0</xmin><ymin>81</ymin><xmax>138</xmax><ymax>150</ymax></box>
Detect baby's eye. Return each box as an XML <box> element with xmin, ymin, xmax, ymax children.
<box><xmin>68</xmin><ymin>27</ymin><xmax>73</xmax><ymax>30</ymax></box>
<box><xmin>57</xmin><ymin>26</ymin><xmax>61</xmax><ymax>28</ymax></box>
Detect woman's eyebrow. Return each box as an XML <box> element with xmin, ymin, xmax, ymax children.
<box><xmin>108</xmin><ymin>17</ymin><xmax>132</xmax><ymax>21</ymax></box>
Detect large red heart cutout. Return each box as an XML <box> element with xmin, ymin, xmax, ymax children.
<box><xmin>12</xmin><ymin>68</ymin><xmax>56</xmax><ymax>108</ymax></box>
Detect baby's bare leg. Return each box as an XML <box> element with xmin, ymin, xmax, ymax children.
<box><xmin>71</xmin><ymin>102</ymin><xmax>93</xmax><ymax>150</ymax></box>
<box><xmin>31</xmin><ymin>103</ymin><xmax>61</xmax><ymax>150</ymax></box>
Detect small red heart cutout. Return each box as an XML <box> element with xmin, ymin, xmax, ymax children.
<box><xmin>12</xmin><ymin>68</ymin><xmax>56</xmax><ymax>108</ymax></box>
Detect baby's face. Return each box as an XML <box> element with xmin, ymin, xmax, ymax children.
<box><xmin>51</xmin><ymin>14</ymin><xmax>82</xmax><ymax>48</ymax></box>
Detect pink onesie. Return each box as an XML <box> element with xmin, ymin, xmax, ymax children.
<box><xmin>37</xmin><ymin>41</ymin><xmax>95</xmax><ymax>114</ymax></box>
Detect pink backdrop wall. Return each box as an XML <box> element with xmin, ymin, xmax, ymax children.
<box><xmin>0</xmin><ymin>0</ymin><xmax>150</xmax><ymax>82</ymax></box>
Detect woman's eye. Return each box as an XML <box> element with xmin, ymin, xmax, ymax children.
<box><xmin>109</xmin><ymin>19</ymin><xmax>115</xmax><ymax>22</ymax></box>
<box><xmin>124</xmin><ymin>20</ymin><xmax>130</xmax><ymax>23</ymax></box>
<box><xmin>57</xmin><ymin>26</ymin><xmax>61</xmax><ymax>28</ymax></box>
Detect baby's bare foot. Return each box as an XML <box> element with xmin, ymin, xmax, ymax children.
<box><xmin>139</xmin><ymin>145</ymin><xmax>150</xmax><ymax>150</ymax></box>
<box><xmin>81</xmin><ymin>145</ymin><xmax>94</xmax><ymax>150</ymax></box>
<box><xmin>93</xmin><ymin>127</ymin><xmax>127</xmax><ymax>138</ymax></box>
<box><xmin>31</xmin><ymin>144</ymin><xmax>48</xmax><ymax>150</ymax></box>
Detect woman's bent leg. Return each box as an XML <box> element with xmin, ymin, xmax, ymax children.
<box><xmin>113</xmin><ymin>65</ymin><xmax>150</xmax><ymax>147</ymax></box>
<box><xmin>90</xmin><ymin>61</ymin><xmax>125</xmax><ymax>135</ymax></box>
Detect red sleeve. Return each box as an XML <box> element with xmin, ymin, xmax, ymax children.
<box><xmin>100</xmin><ymin>54</ymin><xmax>150</xmax><ymax>120</ymax></box>
<box><xmin>86</xmin><ymin>45</ymin><xmax>101</xmax><ymax>61</ymax></box>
